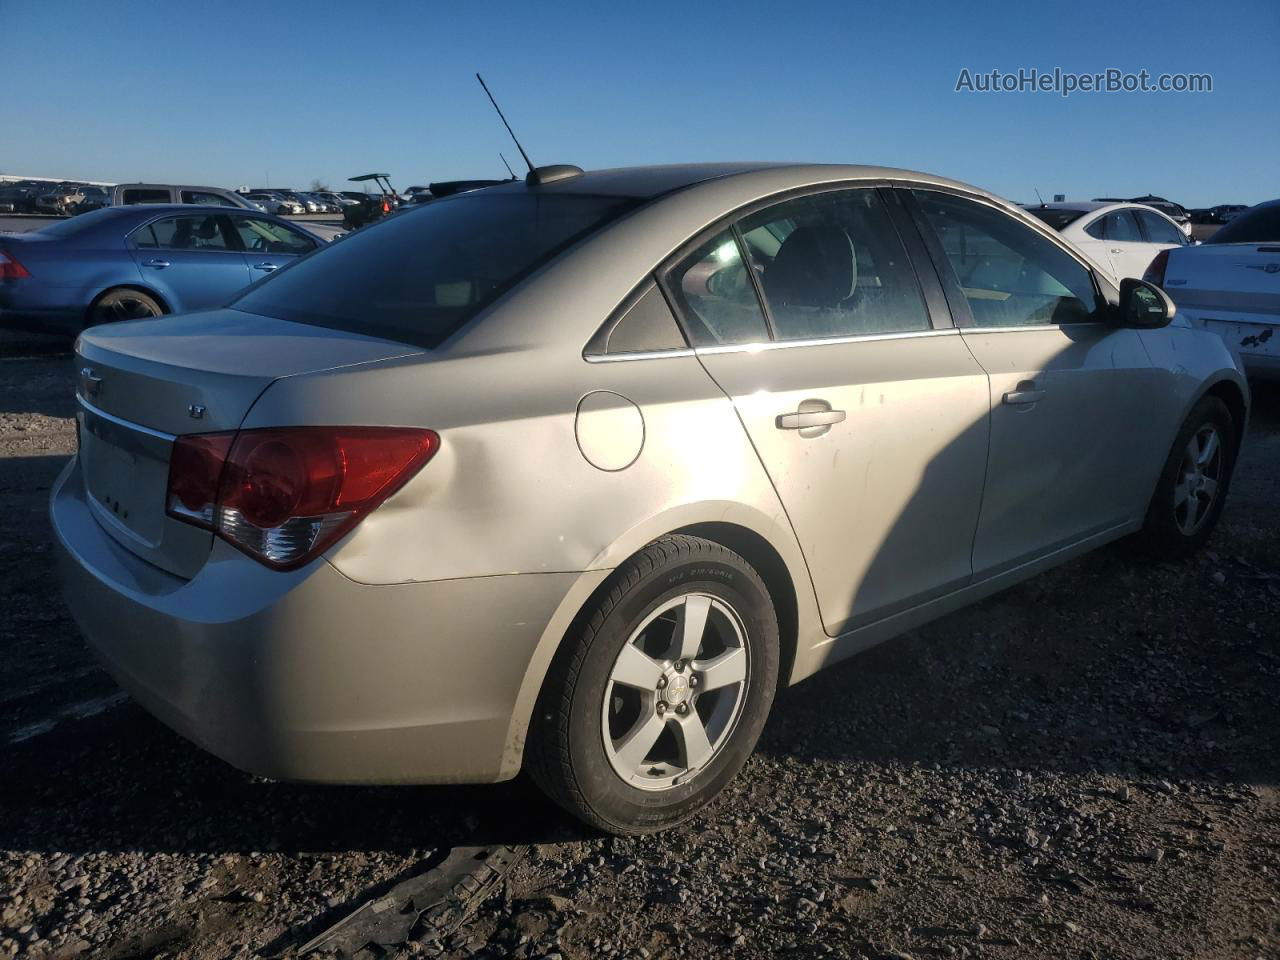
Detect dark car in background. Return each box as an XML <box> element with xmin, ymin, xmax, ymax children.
<box><xmin>0</xmin><ymin>204</ymin><xmax>323</xmax><ymax>335</ymax></box>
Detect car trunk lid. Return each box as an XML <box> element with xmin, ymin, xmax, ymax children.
<box><xmin>1165</xmin><ymin>243</ymin><xmax>1280</xmax><ymax>325</ymax></box>
<box><xmin>74</xmin><ymin>308</ymin><xmax>423</xmax><ymax>578</ymax></box>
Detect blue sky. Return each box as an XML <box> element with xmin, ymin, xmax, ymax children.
<box><xmin>4</xmin><ymin>0</ymin><xmax>1276</xmax><ymax>206</ymax></box>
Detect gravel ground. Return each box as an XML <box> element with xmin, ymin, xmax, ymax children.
<box><xmin>1</xmin><ymin>344</ymin><xmax>1277</xmax><ymax>960</ymax></box>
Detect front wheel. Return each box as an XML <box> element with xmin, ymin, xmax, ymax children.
<box><xmin>528</xmin><ymin>535</ymin><xmax>779</xmax><ymax>834</ymax></box>
<box><xmin>1136</xmin><ymin>395</ymin><xmax>1237</xmax><ymax>557</ymax></box>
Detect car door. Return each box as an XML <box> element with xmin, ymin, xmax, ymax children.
<box><xmin>1080</xmin><ymin>209</ymin><xmax>1146</xmax><ymax>279</ymax></box>
<box><xmin>662</xmin><ymin>186</ymin><xmax>991</xmax><ymax>636</ymax></box>
<box><xmin>227</xmin><ymin>214</ymin><xmax>319</xmax><ymax>277</ymax></box>
<box><xmin>905</xmin><ymin>188</ymin><xmax>1165</xmax><ymax>579</ymax></box>
<box><xmin>128</xmin><ymin>213</ymin><xmax>253</xmax><ymax>312</ymax></box>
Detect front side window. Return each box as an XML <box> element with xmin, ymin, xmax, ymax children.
<box><xmin>1136</xmin><ymin>210</ymin><xmax>1186</xmax><ymax>245</ymax></box>
<box><xmin>134</xmin><ymin>214</ymin><xmax>233</xmax><ymax>251</ymax></box>
<box><xmin>232</xmin><ymin>191</ymin><xmax>638</xmax><ymax>348</ymax></box>
<box><xmin>912</xmin><ymin>190</ymin><xmax>1098</xmax><ymax>328</ymax></box>
<box><xmin>738</xmin><ymin>190</ymin><xmax>930</xmax><ymax>340</ymax></box>
<box><xmin>121</xmin><ymin>188</ymin><xmax>171</xmax><ymax>204</ymax></box>
<box><xmin>666</xmin><ymin>229</ymin><xmax>769</xmax><ymax>347</ymax></box>
<box><xmin>231</xmin><ymin>216</ymin><xmax>315</xmax><ymax>254</ymax></box>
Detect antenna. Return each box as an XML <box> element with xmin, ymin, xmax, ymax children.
<box><xmin>1034</xmin><ymin>187</ymin><xmax>1045</xmax><ymax>206</ymax></box>
<box><xmin>476</xmin><ymin>73</ymin><xmax>533</xmax><ymax>173</ymax></box>
<box><xmin>499</xmin><ymin>153</ymin><xmax>516</xmax><ymax>180</ymax></box>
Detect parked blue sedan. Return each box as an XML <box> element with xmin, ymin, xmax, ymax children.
<box><xmin>0</xmin><ymin>205</ymin><xmax>326</xmax><ymax>334</ymax></box>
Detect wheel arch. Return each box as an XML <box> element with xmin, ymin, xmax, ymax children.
<box><xmin>1201</xmin><ymin>376</ymin><xmax>1249</xmax><ymax>453</ymax></box>
<box><xmin>84</xmin><ymin>284</ymin><xmax>171</xmax><ymax>325</ymax></box>
<box><xmin>496</xmin><ymin>505</ymin><xmax>819</xmax><ymax>781</ymax></box>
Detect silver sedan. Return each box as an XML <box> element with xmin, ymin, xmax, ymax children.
<box><xmin>53</xmin><ymin>163</ymin><xmax>1247</xmax><ymax>834</ymax></box>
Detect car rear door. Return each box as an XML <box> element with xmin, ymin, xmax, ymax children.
<box><xmin>128</xmin><ymin>213</ymin><xmax>253</xmax><ymax>312</ymax></box>
<box><xmin>227</xmin><ymin>214</ymin><xmax>320</xmax><ymax>278</ymax></box>
<box><xmin>904</xmin><ymin>188</ymin><xmax>1165</xmax><ymax>579</ymax></box>
<box><xmin>663</xmin><ymin>186</ymin><xmax>990</xmax><ymax>636</ymax></box>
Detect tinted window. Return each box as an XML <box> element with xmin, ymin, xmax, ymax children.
<box><xmin>1095</xmin><ymin>211</ymin><xmax>1143</xmax><ymax>242</ymax></box>
<box><xmin>135</xmin><ymin>214</ymin><xmax>233</xmax><ymax>251</ymax></box>
<box><xmin>1136</xmin><ymin>210</ymin><xmax>1186</xmax><ymax>245</ymax></box>
<box><xmin>912</xmin><ymin>190</ymin><xmax>1098</xmax><ymax>327</ymax></box>
<box><xmin>666</xmin><ymin>229</ymin><xmax>769</xmax><ymax>347</ymax></box>
<box><xmin>739</xmin><ymin>190</ymin><xmax>929</xmax><ymax>340</ymax></box>
<box><xmin>1207</xmin><ymin>205</ymin><xmax>1280</xmax><ymax>244</ymax></box>
<box><xmin>233</xmin><ymin>191</ymin><xmax>638</xmax><ymax>348</ymax></box>
<box><xmin>182</xmin><ymin>190</ymin><xmax>236</xmax><ymax>206</ymax></box>
<box><xmin>122</xmin><ymin>188</ymin><xmax>172</xmax><ymax>204</ymax></box>
<box><xmin>231</xmin><ymin>215</ymin><xmax>315</xmax><ymax>254</ymax></box>
<box><xmin>1025</xmin><ymin>208</ymin><xmax>1087</xmax><ymax>231</ymax></box>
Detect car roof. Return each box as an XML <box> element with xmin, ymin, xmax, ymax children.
<box><xmin>475</xmin><ymin>162</ymin><xmax>996</xmax><ymax>201</ymax></box>
<box><xmin>1021</xmin><ymin>201</ymin><xmax>1110</xmax><ymax>213</ymax></box>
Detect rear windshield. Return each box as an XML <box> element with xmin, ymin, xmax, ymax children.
<box><xmin>1023</xmin><ymin>208</ymin><xmax>1087</xmax><ymax>231</ymax></box>
<box><xmin>232</xmin><ymin>191</ymin><xmax>639</xmax><ymax>347</ymax></box>
<box><xmin>1207</xmin><ymin>205</ymin><xmax>1280</xmax><ymax>244</ymax></box>
<box><xmin>36</xmin><ymin>207</ymin><xmax>121</xmax><ymax>237</ymax></box>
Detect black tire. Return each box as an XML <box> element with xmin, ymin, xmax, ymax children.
<box><xmin>1135</xmin><ymin>395</ymin><xmax>1237</xmax><ymax>558</ymax></box>
<box><xmin>528</xmin><ymin>535</ymin><xmax>779</xmax><ymax>835</ymax></box>
<box><xmin>88</xmin><ymin>288</ymin><xmax>164</xmax><ymax>327</ymax></box>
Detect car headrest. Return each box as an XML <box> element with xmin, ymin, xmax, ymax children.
<box><xmin>764</xmin><ymin>224</ymin><xmax>858</xmax><ymax>308</ymax></box>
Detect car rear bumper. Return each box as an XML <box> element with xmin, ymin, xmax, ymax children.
<box><xmin>1195</xmin><ymin>316</ymin><xmax>1280</xmax><ymax>379</ymax></box>
<box><xmin>50</xmin><ymin>456</ymin><xmax>578</xmax><ymax>784</ymax></box>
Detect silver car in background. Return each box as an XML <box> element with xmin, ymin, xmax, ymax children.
<box><xmin>53</xmin><ymin>163</ymin><xmax>1247</xmax><ymax>834</ymax></box>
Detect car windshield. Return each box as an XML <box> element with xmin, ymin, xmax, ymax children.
<box><xmin>1024</xmin><ymin>208</ymin><xmax>1087</xmax><ymax>230</ymax></box>
<box><xmin>232</xmin><ymin>190</ymin><xmax>640</xmax><ymax>347</ymax></box>
<box><xmin>1206</xmin><ymin>205</ymin><xmax>1280</xmax><ymax>244</ymax></box>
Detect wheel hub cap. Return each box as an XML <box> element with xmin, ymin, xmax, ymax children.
<box><xmin>601</xmin><ymin>592</ymin><xmax>750</xmax><ymax>792</ymax></box>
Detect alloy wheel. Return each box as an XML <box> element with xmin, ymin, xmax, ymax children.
<box><xmin>601</xmin><ymin>593</ymin><xmax>750</xmax><ymax>791</ymax></box>
<box><xmin>1174</xmin><ymin>424</ymin><xmax>1222</xmax><ymax>535</ymax></box>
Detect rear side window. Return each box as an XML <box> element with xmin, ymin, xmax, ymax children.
<box><xmin>134</xmin><ymin>215</ymin><xmax>233</xmax><ymax>251</ymax></box>
<box><xmin>122</xmin><ymin>188</ymin><xmax>171</xmax><ymax>204</ymax></box>
<box><xmin>666</xmin><ymin>229</ymin><xmax>770</xmax><ymax>347</ymax></box>
<box><xmin>738</xmin><ymin>189</ymin><xmax>930</xmax><ymax>340</ymax></box>
<box><xmin>232</xmin><ymin>191</ymin><xmax>638</xmax><ymax>348</ymax></box>
<box><xmin>1088</xmin><ymin>211</ymin><xmax>1142</xmax><ymax>242</ymax></box>
<box><xmin>1136</xmin><ymin>210</ymin><xmax>1186</xmax><ymax>245</ymax></box>
<box><xmin>182</xmin><ymin>190</ymin><xmax>236</xmax><ymax>206</ymax></box>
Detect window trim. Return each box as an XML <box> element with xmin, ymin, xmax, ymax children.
<box><xmin>128</xmin><ymin>212</ymin><xmax>244</xmax><ymax>253</ymax></box>
<box><xmin>582</xmin><ymin>276</ymin><xmax>692</xmax><ymax>360</ymax></box>
<box><xmin>899</xmin><ymin>185</ymin><xmax>1109</xmax><ymax>330</ymax></box>
<box><xmin>656</xmin><ymin>179</ymin><xmax>945</xmax><ymax>352</ymax></box>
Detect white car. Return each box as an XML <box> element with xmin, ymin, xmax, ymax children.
<box><xmin>1146</xmin><ymin>200</ymin><xmax>1280</xmax><ymax>379</ymax></box>
<box><xmin>1024</xmin><ymin>202</ymin><xmax>1191</xmax><ymax>282</ymax></box>
<box><xmin>246</xmin><ymin>193</ymin><xmax>305</xmax><ymax>216</ymax></box>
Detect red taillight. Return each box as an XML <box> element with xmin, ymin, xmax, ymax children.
<box><xmin>166</xmin><ymin>426</ymin><xmax>438</xmax><ymax>569</ymax></box>
<box><xmin>0</xmin><ymin>250</ymin><xmax>31</xmax><ymax>279</ymax></box>
<box><xmin>1142</xmin><ymin>248</ymin><xmax>1170</xmax><ymax>287</ymax></box>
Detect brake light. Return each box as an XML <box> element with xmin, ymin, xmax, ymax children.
<box><xmin>166</xmin><ymin>426</ymin><xmax>438</xmax><ymax>569</ymax></box>
<box><xmin>0</xmin><ymin>250</ymin><xmax>31</xmax><ymax>279</ymax></box>
<box><xmin>1143</xmin><ymin>248</ymin><xmax>1170</xmax><ymax>287</ymax></box>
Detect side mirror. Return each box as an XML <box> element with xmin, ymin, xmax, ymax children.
<box><xmin>1116</xmin><ymin>277</ymin><xmax>1176</xmax><ymax>329</ymax></box>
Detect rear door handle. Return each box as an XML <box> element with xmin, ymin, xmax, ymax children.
<box><xmin>142</xmin><ymin>259</ymin><xmax>170</xmax><ymax>269</ymax></box>
<box><xmin>776</xmin><ymin>409</ymin><xmax>846</xmax><ymax>430</ymax></box>
<box><xmin>1002</xmin><ymin>380</ymin><xmax>1046</xmax><ymax>405</ymax></box>
<box><xmin>252</xmin><ymin>262</ymin><xmax>278</xmax><ymax>272</ymax></box>
<box><xmin>1109</xmin><ymin>247</ymin><xmax>1124</xmax><ymax>254</ymax></box>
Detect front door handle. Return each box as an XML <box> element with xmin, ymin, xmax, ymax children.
<box><xmin>1003</xmin><ymin>380</ymin><xmax>1046</xmax><ymax>405</ymax></box>
<box><xmin>1109</xmin><ymin>247</ymin><xmax>1124</xmax><ymax>254</ymax></box>
<box><xmin>142</xmin><ymin>258</ymin><xmax>170</xmax><ymax>269</ymax></box>
<box><xmin>776</xmin><ymin>409</ymin><xmax>846</xmax><ymax>430</ymax></box>
<box><xmin>252</xmin><ymin>262</ymin><xmax>278</xmax><ymax>272</ymax></box>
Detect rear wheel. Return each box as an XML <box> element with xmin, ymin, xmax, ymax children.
<box><xmin>528</xmin><ymin>535</ymin><xmax>779</xmax><ymax>834</ymax></box>
<box><xmin>1136</xmin><ymin>396</ymin><xmax>1236</xmax><ymax>557</ymax></box>
<box><xmin>88</xmin><ymin>288</ymin><xmax>164</xmax><ymax>327</ymax></box>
